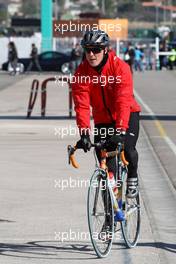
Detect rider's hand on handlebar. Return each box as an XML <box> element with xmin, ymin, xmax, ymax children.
<box><xmin>78</xmin><ymin>133</ymin><xmax>92</xmax><ymax>153</ymax></box>
<box><xmin>108</xmin><ymin>129</ymin><xmax>126</xmax><ymax>147</ymax></box>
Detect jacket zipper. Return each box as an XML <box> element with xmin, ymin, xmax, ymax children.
<box><xmin>100</xmin><ymin>83</ymin><xmax>115</xmax><ymax>124</ymax></box>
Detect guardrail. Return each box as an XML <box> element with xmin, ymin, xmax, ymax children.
<box><xmin>27</xmin><ymin>76</ymin><xmax>72</xmax><ymax>118</ymax></box>
<box><xmin>27</xmin><ymin>79</ymin><xmax>39</xmax><ymax>118</ymax></box>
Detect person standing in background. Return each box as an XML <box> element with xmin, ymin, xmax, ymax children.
<box><xmin>134</xmin><ymin>46</ymin><xmax>144</xmax><ymax>72</ymax></box>
<box><xmin>128</xmin><ymin>45</ymin><xmax>135</xmax><ymax>73</ymax></box>
<box><xmin>8</xmin><ymin>41</ymin><xmax>18</xmax><ymax>75</ymax></box>
<box><xmin>145</xmin><ymin>44</ymin><xmax>153</xmax><ymax>70</ymax></box>
<box><xmin>168</xmin><ymin>47</ymin><xmax>176</xmax><ymax>70</ymax></box>
<box><xmin>71</xmin><ymin>43</ymin><xmax>82</xmax><ymax>72</ymax></box>
<box><xmin>124</xmin><ymin>44</ymin><xmax>135</xmax><ymax>73</ymax></box>
<box><xmin>159</xmin><ymin>42</ymin><xmax>166</xmax><ymax>70</ymax></box>
<box><xmin>26</xmin><ymin>43</ymin><xmax>42</xmax><ymax>72</ymax></box>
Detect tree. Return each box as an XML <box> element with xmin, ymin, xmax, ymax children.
<box><xmin>97</xmin><ymin>0</ymin><xmax>117</xmax><ymax>17</ymax></box>
<box><xmin>0</xmin><ymin>4</ymin><xmax>7</xmax><ymax>22</ymax></box>
<box><xmin>20</xmin><ymin>0</ymin><xmax>40</xmax><ymax>18</ymax></box>
<box><xmin>55</xmin><ymin>0</ymin><xmax>65</xmax><ymax>18</ymax></box>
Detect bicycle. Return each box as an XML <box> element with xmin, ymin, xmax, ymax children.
<box><xmin>67</xmin><ymin>140</ymin><xmax>140</xmax><ymax>258</ymax></box>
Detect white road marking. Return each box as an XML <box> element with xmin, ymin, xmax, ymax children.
<box><xmin>134</xmin><ymin>90</ymin><xmax>176</xmax><ymax>156</ymax></box>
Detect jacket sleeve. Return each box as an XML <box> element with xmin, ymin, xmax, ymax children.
<box><xmin>114</xmin><ymin>58</ymin><xmax>133</xmax><ymax>130</ymax></box>
<box><xmin>72</xmin><ymin>70</ymin><xmax>91</xmax><ymax>132</ymax></box>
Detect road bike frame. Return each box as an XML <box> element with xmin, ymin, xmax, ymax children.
<box><xmin>67</xmin><ymin>140</ymin><xmax>140</xmax><ymax>257</ymax></box>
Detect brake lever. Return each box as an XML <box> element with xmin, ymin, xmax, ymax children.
<box><xmin>67</xmin><ymin>145</ymin><xmax>75</xmax><ymax>164</ymax></box>
<box><xmin>67</xmin><ymin>144</ymin><xmax>79</xmax><ymax>169</ymax></box>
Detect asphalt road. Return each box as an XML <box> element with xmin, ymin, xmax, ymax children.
<box><xmin>0</xmin><ymin>72</ymin><xmax>25</xmax><ymax>92</ymax></box>
<box><xmin>134</xmin><ymin>70</ymin><xmax>176</xmax><ymax>188</ymax></box>
<box><xmin>0</xmin><ymin>71</ymin><xmax>175</xmax><ymax>263</ymax></box>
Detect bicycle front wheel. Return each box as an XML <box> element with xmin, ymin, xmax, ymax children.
<box><xmin>87</xmin><ymin>170</ymin><xmax>114</xmax><ymax>258</ymax></box>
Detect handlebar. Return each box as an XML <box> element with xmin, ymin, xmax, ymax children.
<box><xmin>67</xmin><ymin>141</ymin><xmax>104</xmax><ymax>169</ymax></box>
<box><xmin>67</xmin><ymin>140</ymin><xmax>128</xmax><ymax>169</ymax></box>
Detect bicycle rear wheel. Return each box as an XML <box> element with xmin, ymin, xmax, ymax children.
<box><xmin>87</xmin><ymin>170</ymin><xmax>114</xmax><ymax>258</ymax></box>
<box><xmin>121</xmin><ymin>176</ymin><xmax>140</xmax><ymax>248</ymax></box>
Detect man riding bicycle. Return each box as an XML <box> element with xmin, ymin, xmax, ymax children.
<box><xmin>72</xmin><ymin>30</ymin><xmax>141</xmax><ymax>200</ymax></box>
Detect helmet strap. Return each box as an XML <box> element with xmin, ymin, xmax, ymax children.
<box><xmin>93</xmin><ymin>52</ymin><xmax>108</xmax><ymax>73</ymax></box>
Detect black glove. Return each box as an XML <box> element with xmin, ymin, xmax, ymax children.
<box><xmin>108</xmin><ymin>130</ymin><xmax>126</xmax><ymax>147</ymax></box>
<box><xmin>78</xmin><ymin>134</ymin><xmax>92</xmax><ymax>153</ymax></box>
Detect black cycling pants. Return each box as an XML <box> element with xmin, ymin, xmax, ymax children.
<box><xmin>94</xmin><ymin>112</ymin><xmax>140</xmax><ymax>179</ymax></box>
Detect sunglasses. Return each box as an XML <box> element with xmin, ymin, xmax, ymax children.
<box><xmin>84</xmin><ymin>47</ymin><xmax>103</xmax><ymax>54</ymax></box>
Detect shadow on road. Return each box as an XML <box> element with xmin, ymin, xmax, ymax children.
<box><xmin>114</xmin><ymin>241</ymin><xmax>176</xmax><ymax>254</ymax></box>
<box><xmin>0</xmin><ymin>219</ymin><xmax>15</xmax><ymax>223</ymax></box>
<box><xmin>0</xmin><ymin>240</ymin><xmax>175</xmax><ymax>260</ymax></box>
<box><xmin>137</xmin><ymin>241</ymin><xmax>176</xmax><ymax>254</ymax></box>
<box><xmin>0</xmin><ymin>240</ymin><xmax>96</xmax><ymax>260</ymax></box>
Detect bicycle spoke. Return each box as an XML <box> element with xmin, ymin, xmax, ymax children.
<box><xmin>121</xmin><ymin>195</ymin><xmax>140</xmax><ymax>248</ymax></box>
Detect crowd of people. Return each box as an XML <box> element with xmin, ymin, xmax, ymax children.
<box><xmin>122</xmin><ymin>42</ymin><xmax>176</xmax><ymax>73</ymax></box>
<box><xmin>6</xmin><ymin>40</ymin><xmax>176</xmax><ymax>76</ymax></box>
<box><xmin>7</xmin><ymin>41</ymin><xmax>42</xmax><ymax>75</ymax></box>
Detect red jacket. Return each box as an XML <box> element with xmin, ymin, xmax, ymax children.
<box><xmin>72</xmin><ymin>50</ymin><xmax>141</xmax><ymax>131</ymax></box>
